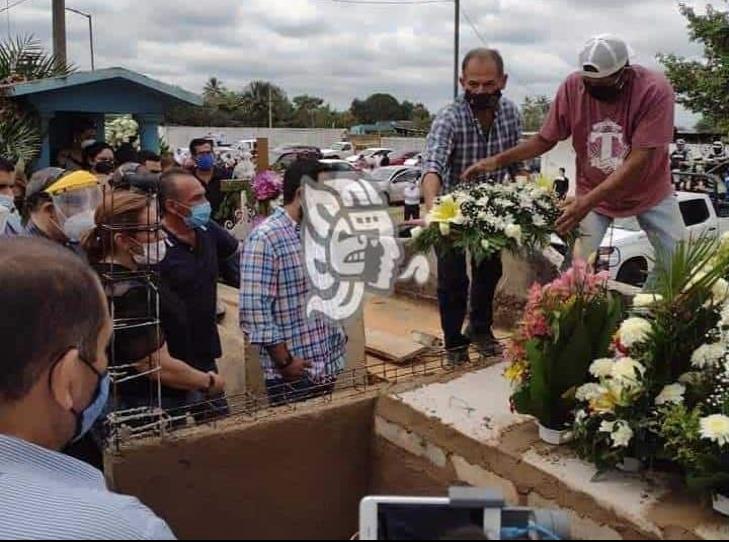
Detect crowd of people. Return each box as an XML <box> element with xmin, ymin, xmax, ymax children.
<box><xmin>0</xmin><ymin>32</ymin><xmax>722</xmax><ymax>539</ymax></box>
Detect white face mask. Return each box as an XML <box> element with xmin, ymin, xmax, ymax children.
<box><xmin>131</xmin><ymin>238</ymin><xmax>167</xmax><ymax>265</ymax></box>
<box><xmin>62</xmin><ymin>210</ymin><xmax>96</xmax><ymax>242</ymax></box>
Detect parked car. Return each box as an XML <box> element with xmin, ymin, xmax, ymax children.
<box><xmin>320</xmin><ymin>142</ymin><xmax>355</xmax><ymax>160</ymax></box>
<box><xmin>233</xmin><ymin>139</ymin><xmax>257</xmax><ymax>153</ymax></box>
<box><xmin>346</xmin><ymin>147</ymin><xmax>394</xmax><ymax>166</ymax></box>
<box><xmin>551</xmin><ymin>191</ymin><xmax>729</xmax><ymax>287</ymax></box>
<box><xmin>271</xmin><ymin>146</ymin><xmax>323</xmax><ymax>170</ymax></box>
<box><xmin>319</xmin><ymin>159</ymin><xmax>357</xmax><ymax>172</ymax></box>
<box><xmin>363</xmin><ymin>166</ymin><xmax>421</xmax><ymax>205</ymax></box>
<box><xmin>387</xmin><ymin>150</ymin><xmax>420</xmax><ymax>166</ymax></box>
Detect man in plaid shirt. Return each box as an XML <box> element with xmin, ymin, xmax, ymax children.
<box><xmin>421</xmin><ymin>48</ymin><xmax>527</xmax><ymax>363</ymax></box>
<box><xmin>240</xmin><ymin>160</ymin><xmax>346</xmax><ymax>405</ymax></box>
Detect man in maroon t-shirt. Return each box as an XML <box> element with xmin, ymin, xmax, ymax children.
<box><xmin>463</xmin><ymin>34</ymin><xmax>686</xmax><ymax>267</ymax></box>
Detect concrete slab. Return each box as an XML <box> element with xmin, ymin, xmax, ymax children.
<box><xmin>521</xmin><ymin>449</ymin><xmax>669</xmax><ymax>537</ymax></box>
<box><xmin>393</xmin><ymin>363</ymin><xmax>531</xmax><ymax>445</ymax></box>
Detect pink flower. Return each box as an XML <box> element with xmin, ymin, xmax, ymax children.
<box><xmin>253</xmin><ymin>170</ymin><xmax>283</xmax><ymax>201</ymax></box>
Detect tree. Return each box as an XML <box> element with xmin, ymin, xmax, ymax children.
<box><xmin>410</xmin><ymin>102</ymin><xmax>433</xmax><ymax>132</ymax></box>
<box><xmin>350</xmin><ymin>93</ymin><xmax>404</xmax><ymax>124</ymax></box>
<box><xmin>291</xmin><ymin>94</ymin><xmax>326</xmax><ymax>127</ymax></box>
<box><xmin>521</xmin><ymin>95</ymin><xmax>551</xmax><ymax>132</ymax></box>
<box><xmin>695</xmin><ymin>115</ymin><xmax>722</xmax><ymax>133</ymax></box>
<box><xmin>0</xmin><ymin>35</ymin><xmax>74</xmax><ymax>163</ymax></box>
<box><xmin>659</xmin><ymin>3</ymin><xmax>729</xmax><ymax>134</ymax></box>
<box><xmin>240</xmin><ymin>80</ymin><xmax>293</xmax><ymax>127</ymax></box>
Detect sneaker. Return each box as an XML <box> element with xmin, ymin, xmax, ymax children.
<box><xmin>446</xmin><ymin>345</ymin><xmax>470</xmax><ymax>366</ymax></box>
<box><xmin>466</xmin><ymin>328</ymin><xmax>502</xmax><ymax>356</ymax></box>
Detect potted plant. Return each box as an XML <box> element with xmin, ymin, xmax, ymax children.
<box><xmin>505</xmin><ymin>260</ymin><xmax>623</xmax><ymax>444</ymax></box>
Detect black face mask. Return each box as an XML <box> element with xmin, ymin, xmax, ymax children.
<box><xmin>93</xmin><ymin>160</ymin><xmax>115</xmax><ymax>175</ymax></box>
<box><xmin>584</xmin><ymin>69</ymin><xmax>629</xmax><ymax>102</ymax></box>
<box><xmin>465</xmin><ymin>89</ymin><xmax>502</xmax><ymax>112</ymax></box>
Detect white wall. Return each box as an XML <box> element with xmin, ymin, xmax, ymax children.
<box><xmin>381</xmin><ymin>137</ymin><xmax>426</xmax><ymax>153</ymax></box>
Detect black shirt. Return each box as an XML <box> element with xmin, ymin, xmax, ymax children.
<box><xmin>195</xmin><ymin>167</ymin><xmax>229</xmax><ymax>221</ymax></box>
<box><xmin>91</xmin><ymin>262</ymin><xmax>189</xmax><ymax>402</ymax></box>
<box><xmin>554</xmin><ymin>176</ymin><xmax>569</xmax><ymax>199</ymax></box>
<box><xmin>670</xmin><ymin>149</ymin><xmax>689</xmax><ymax>170</ymax></box>
<box><xmin>159</xmin><ymin>222</ymin><xmax>239</xmax><ymax>371</ymax></box>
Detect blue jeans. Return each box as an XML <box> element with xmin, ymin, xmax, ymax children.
<box><xmin>265</xmin><ymin>376</ymin><xmax>336</xmax><ymax>406</ymax></box>
<box><xmin>574</xmin><ymin>195</ymin><xmax>687</xmax><ymax>285</ymax></box>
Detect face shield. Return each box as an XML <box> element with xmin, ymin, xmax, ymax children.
<box><xmin>45</xmin><ymin>171</ymin><xmax>102</xmax><ymax>242</ymax></box>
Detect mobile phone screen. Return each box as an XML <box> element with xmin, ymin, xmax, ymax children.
<box><xmin>377</xmin><ymin>503</ymin><xmax>485</xmax><ymax>540</ymax></box>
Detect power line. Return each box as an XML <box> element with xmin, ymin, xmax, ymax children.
<box><xmin>0</xmin><ymin>0</ymin><xmax>32</xmax><ymax>15</ymax></box>
<box><xmin>461</xmin><ymin>5</ymin><xmax>487</xmax><ymax>46</ymax></box>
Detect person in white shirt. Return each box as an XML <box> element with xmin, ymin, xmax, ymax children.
<box><xmin>404</xmin><ymin>180</ymin><xmax>421</xmax><ymax>220</ymax></box>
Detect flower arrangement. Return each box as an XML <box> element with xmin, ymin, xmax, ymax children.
<box><xmin>106</xmin><ymin>116</ymin><xmax>139</xmax><ymax>149</ymax></box>
<box><xmin>249</xmin><ymin>170</ymin><xmax>283</xmax><ymax>229</ymax></box>
<box><xmin>411</xmin><ymin>179</ymin><xmax>575</xmax><ymax>263</ymax></box>
<box><xmin>573</xmin><ymin>235</ymin><xmax>729</xmax><ymax>472</ymax></box>
<box><xmin>505</xmin><ymin>260</ymin><xmax>623</xmax><ymax>435</ymax></box>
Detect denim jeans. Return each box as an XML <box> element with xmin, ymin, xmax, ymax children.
<box><xmin>574</xmin><ymin>194</ymin><xmax>687</xmax><ymax>286</ymax></box>
<box><xmin>436</xmin><ymin>249</ymin><xmax>503</xmax><ymax>349</ymax></box>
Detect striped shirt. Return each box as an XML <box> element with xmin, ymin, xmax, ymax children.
<box><xmin>0</xmin><ymin>434</ymin><xmax>175</xmax><ymax>540</ymax></box>
<box><xmin>422</xmin><ymin>95</ymin><xmax>525</xmax><ymax>191</ymax></box>
<box><xmin>239</xmin><ymin>207</ymin><xmax>346</xmax><ymax>382</ymax></box>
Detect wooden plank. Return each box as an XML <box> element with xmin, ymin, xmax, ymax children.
<box><xmin>365</xmin><ymin>329</ymin><xmax>428</xmax><ymax>364</ymax></box>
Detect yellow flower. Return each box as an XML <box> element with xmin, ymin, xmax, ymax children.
<box><xmin>427</xmin><ymin>195</ymin><xmax>465</xmax><ymax>225</ymax></box>
<box><xmin>504</xmin><ymin>361</ymin><xmax>527</xmax><ymax>385</ymax></box>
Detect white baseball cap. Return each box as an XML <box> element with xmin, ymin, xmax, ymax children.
<box><xmin>579</xmin><ymin>34</ymin><xmax>633</xmax><ymax>79</ymax></box>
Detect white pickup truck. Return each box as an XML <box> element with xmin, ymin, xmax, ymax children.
<box><xmin>321</xmin><ymin>141</ymin><xmax>355</xmax><ymax>160</ymax></box>
<box><xmin>552</xmin><ymin>191</ymin><xmax>729</xmax><ymax>286</ymax></box>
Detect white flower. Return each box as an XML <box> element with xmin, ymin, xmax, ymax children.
<box><xmin>439</xmin><ymin>222</ymin><xmax>450</xmax><ymax>236</ymax></box>
<box><xmin>589</xmin><ymin>358</ymin><xmax>615</xmax><ymax>379</ymax></box>
<box><xmin>691</xmin><ymin>342</ymin><xmax>725</xmax><ymax>369</ymax></box>
<box><xmin>720</xmin><ymin>304</ymin><xmax>729</xmax><ymax>328</ymax></box>
<box><xmin>504</xmin><ymin>224</ymin><xmax>522</xmax><ymax>245</ymax></box>
<box><xmin>599</xmin><ymin>420</ymin><xmax>616</xmax><ymax>434</ymax></box>
<box><xmin>531</xmin><ymin>213</ymin><xmax>546</xmax><ymax>227</ymax></box>
<box><xmin>700</xmin><ymin>414</ymin><xmax>729</xmax><ymax>446</ymax></box>
<box><xmin>713</xmin><ymin>278</ymin><xmax>729</xmax><ymax>304</ymax></box>
<box><xmin>610</xmin><ymin>356</ymin><xmax>646</xmax><ymax>385</ymax></box>
<box><xmin>618</xmin><ymin>317</ymin><xmax>652</xmax><ymax>348</ymax></box>
<box><xmin>632</xmin><ymin>293</ymin><xmax>663</xmax><ymax>308</ymax></box>
<box><xmin>655</xmin><ymin>383</ymin><xmax>686</xmax><ymax>406</ymax></box>
<box><xmin>410</xmin><ymin>226</ymin><xmax>424</xmax><ymax>240</ymax></box>
<box><xmin>576</xmin><ymin>383</ymin><xmax>607</xmax><ymax>402</ymax></box>
<box><xmin>481</xmin><ymin>239</ymin><xmax>490</xmax><ymax>250</ymax></box>
<box><xmin>611</xmin><ymin>421</ymin><xmax>634</xmax><ymax>448</ymax></box>
<box><xmin>678</xmin><ymin>371</ymin><xmax>702</xmax><ymax>385</ymax></box>
<box><xmin>575</xmin><ymin>410</ymin><xmax>588</xmax><ymax>424</ymax></box>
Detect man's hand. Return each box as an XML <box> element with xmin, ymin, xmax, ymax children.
<box><xmin>280</xmin><ymin>357</ymin><xmax>311</xmax><ymax>382</ymax></box>
<box><xmin>461</xmin><ymin>156</ymin><xmax>501</xmax><ymax>180</ymax></box>
<box><xmin>208</xmin><ymin>372</ymin><xmax>226</xmax><ymax>395</ymax></box>
<box><xmin>555</xmin><ymin>197</ymin><xmax>591</xmax><ymax>236</ymax></box>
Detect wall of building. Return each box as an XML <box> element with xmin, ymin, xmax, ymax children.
<box><xmin>106</xmin><ymin>396</ymin><xmax>377</xmax><ymax>540</ymax></box>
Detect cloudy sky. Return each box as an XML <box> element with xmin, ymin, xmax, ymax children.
<box><xmin>3</xmin><ymin>0</ymin><xmax>711</xmax><ymax>127</ymax></box>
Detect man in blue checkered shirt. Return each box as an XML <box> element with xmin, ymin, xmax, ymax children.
<box><xmin>240</xmin><ymin>160</ymin><xmax>346</xmax><ymax>405</ymax></box>
<box><xmin>421</xmin><ymin>48</ymin><xmax>527</xmax><ymax>363</ymax></box>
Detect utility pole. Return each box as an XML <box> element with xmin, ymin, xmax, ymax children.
<box><xmin>453</xmin><ymin>0</ymin><xmax>460</xmax><ymax>100</ymax></box>
<box><xmin>268</xmin><ymin>86</ymin><xmax>273</xmax><ymax>129</ymax></box>
<box><xmin>66</xmin><ymin>7</ymin><xmax>94</xmax><ymax>70</ymax></box>
<box><xmin>52</xmin><ymin>0</ymin><xmax>67</xmax><ymax>65</ymax></box>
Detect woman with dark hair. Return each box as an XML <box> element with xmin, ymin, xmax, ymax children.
<box><xmin>83</xmin><ymin>142</ymin><xmax>116</xmax><ymax>183</ymax></box>
<box><xmin>82</xmin><ymin>189</ymin><xmax>226</xmax><ymax>414</ymax></box>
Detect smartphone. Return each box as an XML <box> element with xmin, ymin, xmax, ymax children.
<box><xmin>359</xmin><ymin>496</ymin><xmax>491</xmax><ymax>540</ymax></box>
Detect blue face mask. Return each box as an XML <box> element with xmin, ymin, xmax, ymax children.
<box><xmin>195</xmin><ymin>153</ymin><xmax>215</xmax><ymax>171</ymax></box>
<box><xmin>182</xmin><ymin>201</ymin><xmax>212</xmax><ymax>230</ymax></box>
<box><xmin>0</xmin><ymin>194</ymin><xmax>22</xmax><ymax>233</ymax></box>
<box><xmin>71</xmin><ymin>357</ymin><xmax>111</xmax><ymax>443</ymax></box>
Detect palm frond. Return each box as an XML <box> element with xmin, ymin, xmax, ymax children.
<box><xmin>0</xmin><ymin>112</ymin><xmax>41</xmax><ymax>163</ymax></box>
<box><xmin>0</xmin><ymin>34</ymin><xmax>74</xmax><ymax>85</ymax></box>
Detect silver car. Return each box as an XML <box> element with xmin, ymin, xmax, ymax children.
<box><xmin>363</xmin><ymin>166</ymin><xmax>421</xmax><ymax>205</ymax></box>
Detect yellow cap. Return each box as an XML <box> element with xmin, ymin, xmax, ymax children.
<box><xmin>45</xmin><ymin>170</ymin><xmax>99</xmax><ymax>195</ymax></box>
